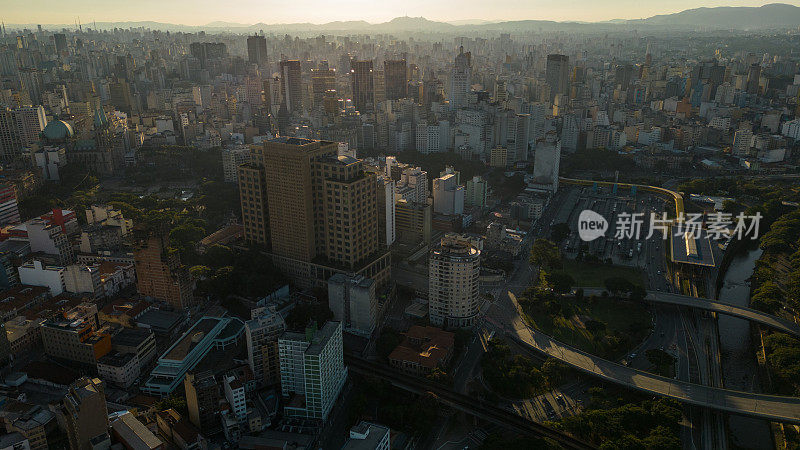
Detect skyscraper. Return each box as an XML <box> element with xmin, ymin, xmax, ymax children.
<box><xmin>531</xmin><ymin>131</ymin><xmax>562</xmax><ymax>193</ymax></box>
<box><xmin>746</xmin><ymin>63</ymin><xmax>761</xmax><ymax>95</ymax></box>
<box><xmin>280</xmin><ymin>59</ymin><xmax>303</xmax><ymax>114</ymax></box>
<box><xmin>450</xmin><ymin>46</ymin><xmax>472</xmax><ymax>110</ymax></box>
<box><xmin>245</xmin><ymin>137</ymin><xmax>390</xmax><ymax>289</ymax></box>
<box><xmin>428</xmin><ymin>234</ymin><xmax>481</xmax><ymax>328</ymax></box>
<box><xmin>384</xmin><ymin>59</ymin><xmax>408</xmax><ymax>100</ymax></box>
<box><xmin>350</xmin><ymin>60</ymin><xmax>375</xmax><ymax>113</ymax></box>
<box><xmin>545</xmin><ymin>54</ymin><xmax>570</xmax><ymax>102</ymax></box>
<box><xmin>311</xmin><ymin>66</ymin><xmax>336</xmax><ymax>109</ymax></box>
<box><xmin>245</xmin><ymin>306</ymin><xmax>286</xmax><ymax>387</ymax></box>
<box><xmin>246</xmin><ymin>35</ymin><xmax>268</xmax><ymax>66</ymax></box>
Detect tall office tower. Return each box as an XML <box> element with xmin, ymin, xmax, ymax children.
<box><xmin>465</xmin><ymin>176</ymin><xmax>487</xmax><ymax>207</ymax></box>
<box><xmin>384</xmin><ymin>59</ymin><xmax>408</xmax><ymax>101</ymax></box>
<box><xmin>0</xmin><ymin>106</ymin><xmax>46</xmax><ymax>161</ymax></box>
<box><xmin>350</xmin><ymin>60</ymin><xmax>375</xmax><ymax>113</ymax></box>
<box><xmin>432</xmin><ymin>174</ymin><xmax>465</xmax><ymax>216</ymax></box>
<box><xmin>53</xmin><ymin>33</ymin><xmax>67</xmax><ymax>54</ymax></box>
<box><xmin>746</xmin><ymin>63</ymin><xmax>761</xmax><ymax>95</ymax></box>
<box><xmin>311</xmin><ymin>66</ymin><xmax>336</xmax><ymax>109</ymax></box>
<box><xmin>17</xmin><ymin>67</ymin><xmax>43</xmax><ymax>105</ymax></box>
<box><xmin>262</xmin><ymin>138</ymin><xmax>337</xmax><ymax>262</ymax></box>
<box><xmin>134</xmin><ymin>230</ymin><xmax>194</xmax><ymax>309</ymax></box>
<box><xmin>278</xmin><ymin>321</ymin><xmax>347</xmax><ymax>420</ymax></box>
<box><xmin>531</xmin><ymin>131</ymin><xmax>562</xmax><ymax>193</ymax></box>
<box><xmin>328</xmin><ymin>274</ymin><xmax>377</xmax><ymax>337</ymax></box>
<box><xmin>450</xmin><ymin>46</ymin><xmax>472</xmax><ymax>110</ymax></box>
<box><xmin>561</xmin><ymin>113</ymin><xmax>580</xmax><ymax>152</ymax></box>
<box><xmin>246</xmin><ymin>35</ymin><xmax>268</xmax><ymax>66</ymax></box>
<box><xmin>280</xmin><ymin>60</ymin><xmax>303</xmax><ymax>114</ymax></box>
<box><xmin>109</xmin><ymin>79</ymin><xmax>134</xmax><ymax>113</ymax></box>
<box><xmin>185</xmin><ymin>371</ymin><xmax>221</xmax><ymax>434</ymax></box>
<box><xmin>62</xmin><ymin>377</ymin><xmax>109</xmax><ymax>450</ymax></box>
<box><xmin>428</xmin><ymin>234</ymin><xmax>481</xmax><ymax>328</ymax></box>
<box><xmin>512</xmin><ymin>113</ymin><xmax>531</xmax><ymax>163</ymax></box>
<box><xmin>238</xmin><ymin>145</ymin><xmax>269</xmax><ymax>246</ymax></box>
<box><xmin>376</xmin><ymin>175</ymin><xmax>396</xmax><ymax>246</ymax></box>
<box><xmin>545</xmin><ymin>54</ymin><xmax>570</xmax><ymax>102</ymax></box>
<box><xmin>245</xmin><ymin>306</ymin><xmax>286</xmax><ymax>387</ymax></box>
<box><xmin>316</xmin><ymin>154</ymin><xmax>379</xmax><ymax>269</ymax></box>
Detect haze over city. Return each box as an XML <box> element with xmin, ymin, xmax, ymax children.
<box><xmin>5</xmin><ymin>0</ymin><xmax>800</xmax><ymax>25</ymax></box>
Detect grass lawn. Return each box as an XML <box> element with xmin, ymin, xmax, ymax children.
<box><xmin>562</xmin><ymin>259</ymin><xmax>646</xmax><ymax>288</ymax></box>
<box><xmin>524</xmin><ymin>295</ymin><xmax>652</xmax><ymax>360</ymax></box>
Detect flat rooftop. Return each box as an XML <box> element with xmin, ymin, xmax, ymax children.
<box><xmin>136</xmin><ymin>309</ymin><xmax>183</xmax><ymax>333</ymax></box>
<box><xmin>163</xmin><ymin>317</ymin><xmax>220</xmax><ymax>362</ymax></box>
<box><xmin>669</xmin><ymin>224</ymin><xmax>716</xmax><ymax>267</ymax></box>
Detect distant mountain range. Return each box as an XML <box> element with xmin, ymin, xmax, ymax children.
<box><xmin>9</xmin><ymin>3</ymin><xmax>800</xmax><ymax>32</ymax></box>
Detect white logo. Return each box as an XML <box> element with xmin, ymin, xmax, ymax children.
<box><xmin>578</xmin><ymin>210</ymin><xmax>608</xmax><ymax>242</ymax></box>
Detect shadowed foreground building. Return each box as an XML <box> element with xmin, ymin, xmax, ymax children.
<box><xmin>61</xmin><ymin>377</ymin><xmax>109</xmax><ymax>450</ymax></box>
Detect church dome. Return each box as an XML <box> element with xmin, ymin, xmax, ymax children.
<box><xmin>41</xmin><ymin>119</ymin><xmax>74</xmax><ymax>142</ymax></box>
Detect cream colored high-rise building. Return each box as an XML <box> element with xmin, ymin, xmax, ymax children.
<box><xmin>428</xmin><ymin>234</ymin><xmax>481</xmax><ymax>328</ymax></box>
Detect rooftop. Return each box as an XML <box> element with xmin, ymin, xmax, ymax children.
<box><xmin>163</xmin><ymin>317</ymin><xmax>220</xmax><ymax>362</ymax></box>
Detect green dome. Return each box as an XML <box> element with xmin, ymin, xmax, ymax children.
<box><xmin>42</xmin><ymin>119</ymin><xmax>74</xmax><ymax>142</ymax></box>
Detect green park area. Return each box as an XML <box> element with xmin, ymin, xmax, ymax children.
<box><xmin>522</xmin><ymin>291</ymin><xmax>652</xmax><ymax>360</ymax></box>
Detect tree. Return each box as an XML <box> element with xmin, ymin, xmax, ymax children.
<box><xmin>530</xmin><ymin>239</ymin><xmax>561</xmax><ymax>270</ymax></box>
<box><xmin>545</xmin><ymin>271</ymin><xmax>575</xmax><ymax>294</ymax></box>
<box><xmin>551</xmin><ymin>222</ymin><xmax>571</xmax><ymax>242</ymax></box>
<box><xmin>585</xmin><ymin>319</ymin><xmax>607</xmax><ymax>335</ymax></box>
<box><xmin>604</xmin><ymin>277</ymin><xmax>635</xmax><ymax>296</ymax></box>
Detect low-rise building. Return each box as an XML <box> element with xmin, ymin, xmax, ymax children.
<box><xmin>388</xmin><ymin>325</ymin><xmax>454</xmax><ymax>376</ymax></box>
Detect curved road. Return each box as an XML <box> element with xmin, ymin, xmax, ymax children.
<box><xmin>496</xmin><ymin>318</ymin><xmax>800</xmax><ymax>424</ymax></box>
<box><xmin>578</xmin><ymin>288</ymin><xmax>800</xmax><ymax>337</ymax></box>
<box><xmin>647</xmin><ymin>291</ymin><xmax>800</xmax><ymax>337</ymax></box>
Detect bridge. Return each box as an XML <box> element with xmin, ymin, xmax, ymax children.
<box><xmin>578</xmin><ymin>288</ymin><xmax>800</xmax><ymax>337</ymax></box>
<box><xmin>646</xmin><ymin>290</ymin><xmax>800</xmax><ymax>337</ymax></box>
<box><xmin>500</xmin><ymin>321</ymin><xmax>800</xmax><ymax>424</ymax></box>
<box><xmin>344</xmin><ymin>354</ymin><xmax>596</xmax><ymax>450</ymax></box>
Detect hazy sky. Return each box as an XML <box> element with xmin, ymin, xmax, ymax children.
<box><xmin>5</xmin><ymin>0</ymin><xmax>799</xmax><ymax>25</ymax></box>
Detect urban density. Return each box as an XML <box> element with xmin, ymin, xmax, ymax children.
<box><xmin>0</xmin><ymin>1</ymin><xmax>799</xmax><ymax>449</ymax></box>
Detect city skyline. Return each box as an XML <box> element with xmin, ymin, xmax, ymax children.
<box><xmin>4</xmin><ymin>0</ymin><xmax>798</xmax><ymax>27</ymax></box>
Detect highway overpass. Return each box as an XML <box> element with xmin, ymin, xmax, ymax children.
<box><xmin>506</xmin><ymin>323</ymin><xmax>800</xmax><ymax>424</ymax></box>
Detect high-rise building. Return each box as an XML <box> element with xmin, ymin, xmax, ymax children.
<box><xmin>746</xmin><ymin>63</ymin><xmax>761</xmax><ymax>95</ymax></box>
<box><xmin>328</xmin><ymin>274</ymin><xmax>377</xmax><ymax>337</ymax></box>
<box><xmin>432</xmin><ymin>174</ymin><xmax>464</xmax><ymax>216</ymax></box>
<box><xmin>384</xmin><ymin>59</ymin><xmax>407</xmax><ymax>101</ymax></box>
<box><xmin>278</xmin><ymin>322</ymin><xmax>347</xmax><ymax>420</ymax></box>
<box><xmin>545</xmin><ymin>54</ymin><xmax>570</xmax><ymax>102</ymax></box>
<box><xmin>531</xmin><ymin>132</ymin><xmax>562</xmax><ymax>193</ymax></box>
<box><xmin>222</xmin><ymin>145</ymin><xmax>252</xmax><ymax>183</ymax></box>
<box><xmin>465</xmin><ymin>176</ymin><xmax>488</xmax><ymax>208</ymax></box>
<box><xmin>350</xmin><ymin>60</ymin><xmax>375</xmax><ymax>113</ymax></box>
<box><xmin>428</xmin><ymin>234</ymin><xmax>481</xmax><ymax>328</ymax></box>
<box><xmin>245</xmin><ymin>306</ymin><xmax>286</xmax><ymax>387</ymax></box>
<box><xmin>0</xmin><ymin>106</ymin><xmax>46</xmax><ymax>161</ymax></box>
<box><xmin>134</xmin><ymin>230</ymin><xmax>194</xmax><ymax>309</ymax></box>
<box><xmin>395</xmin><ymin>198</ymin><xmax>432</xmax><ymax>244</ymax></box>
<box><xmin>185</xmin><ymin>371</ymin><xmax>221</xmax><ymax>434</ymax></box>
<box><xmin>246</xmin><ymin>35</ymin><xmax>268</xmax><ymax>66</ymax></box>
<box><xmin>376</xmin><ymin>175</ymin><xmax>396</xmax><ymax>246</ymax></box>
<box><xmin>62</xmin><ymin>377</ymin><xmax>109</xmax><ymax>450</ymax></box>
<box><xmin>280</xmin><ymin>60</ymin><xmax>303</xmax><ymax>114</ymax></box>
<box><xmin>246</xmin><ymin>137</ymin><xmax>389</xmax><ymax>289</ymax></box>
<box><xmin>450</xmin><ymin>47</ymin><xmax>472</xmax><ymax>110</ymax></box>
<box><xmin>311</xmin><ymin>66</ymin><xmax>337</xmax><ymax>109</ymax></box>
<box><xmin>512</xmin><ymin>113</ymin><xmax>531</xmax><ymax>163</ymax></box>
